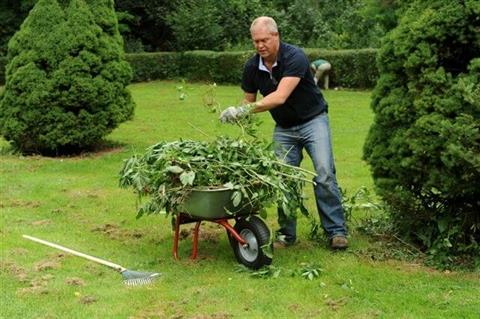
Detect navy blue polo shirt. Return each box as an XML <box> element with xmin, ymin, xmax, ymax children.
<box><xmin>241</xmin><ymin>42</ymin><xmax>328</xmax><ymax>128</ymax></box>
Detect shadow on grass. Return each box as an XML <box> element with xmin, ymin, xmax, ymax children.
<box><xmin>0</xmin><ymin>139</ymin><xmax>127</xmax><ymax>158</ymax></box>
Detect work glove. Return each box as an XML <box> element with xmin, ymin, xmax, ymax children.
<box><xmin>219</xmin><ymin>104</ymin><xmax>254</xmax><ymax>123</ymax></box>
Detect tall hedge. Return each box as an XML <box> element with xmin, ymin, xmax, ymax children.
<box><xmin>123</xmin><ymin>48</ymin><xmax>378</xmax><ymax>88</ymax></box>
<box><xmin>363</xmin><ymin>0</ymin><xmax>480</xmax><ymax>265</ymax></box>
<box><xmin>0</xmin><ymin>0</ymin><xmax>134</xmax><ymax>154</ymax></box>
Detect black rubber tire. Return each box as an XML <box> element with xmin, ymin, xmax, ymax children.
<box><xmin>229</xmin><ymin>216</ymin><xmax>273</xmax><ymax>269</ymax></box>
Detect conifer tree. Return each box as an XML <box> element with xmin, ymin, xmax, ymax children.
<box><xmin>363</xmin><ymin>0</ymin><xmax>480</xmax><ymax>264</ymax></box>
<box><xmin>0</xmin><ymin>0</ymin><xmax>134</xmax><ymax>153</ymax></box>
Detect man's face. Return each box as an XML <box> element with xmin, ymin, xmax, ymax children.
<box><xmin>251</xmin><ymin>26</ymin><xmax>279</xmax><ymax>61</ymax></box>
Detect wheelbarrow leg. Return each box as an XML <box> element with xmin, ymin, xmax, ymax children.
<box><xmin>191</xmin><ymin>221</ymin><xmax>201</xmax><ymax>259</ymax></box>
<box><xmin>173</xmin><ymin>214</ymin><xmax>182</xmax><ymax>260</ymax></box>
<box><xmin>173</xmin><ymin>217</ymin><xmax>249</xmax><ymax>261</ymax></box>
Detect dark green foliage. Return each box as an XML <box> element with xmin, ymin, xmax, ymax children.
<box><xmin>360</xmin><ymin>0</ymin><xmax>413</xmax><ymax>32</ymax></box>
<box><xmin>214</xmin><ymin>0</ymin><xmax>263</xmax><ymax>50</ymax></box>
<box><xmin>114</xmin><ymin>0</ymin><xmax>178</xmax><ymax>52</ymax></box>
<box><xmin>0</xmin><ymin>0</ymin><xmax>66</xmax><ymax>152</ymax></box>
<box><xmin>0</xmin><ymin>0</ymin><xmax>405</xmax><ymax>54</ymax></box>
<box><xmin>0</xmin><ymin>0</ymin><xmax>134</xmax><ymax>154</ymax></box>
<box><xmin>153</xmin><ymin>0</ymin><xmax>390</xmax><ymax>52</ymax></box>
<box><xmin>363</xmin><ymin>0</ymin><xmax>480</xmax><ymax>265</ymax></box>
<box><xmin>271</xmin><ymin>0</ymin><xmax>384</xmax><ymax>49</ymax></box>
<box><xmin>166</xmin><ymin>0</ymin><xmax>224</xmax><ymax>51</ymax></box>
<box><xmin>0</xmin><ymin>56</ymin><xmax>7</xmax><ymax>84</ymax></box>
<box><xmin>0</xmin><ymin>0</ymin><xmax>36</xmax><ymax>57</ymax></box>
<box><xmin>165</xmin><ymin>0</ymin><xmax>266</xmax><ymax>51</ymax></box>
<box><xmin>85</xmin><ymin>0</ymin><xmax>123</xmax><ymax>44</ymax></box>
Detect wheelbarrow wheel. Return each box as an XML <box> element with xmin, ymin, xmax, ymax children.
<box><xmin>229</xmin><ymin>216</ymin><xmax>272</xmax><ymax>269</ymax></box>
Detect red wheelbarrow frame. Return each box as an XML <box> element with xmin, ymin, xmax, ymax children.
<box><xmin>172</xmin><ymin>213</ymin><xmax>247</xmax><ymax>260</ymax></box>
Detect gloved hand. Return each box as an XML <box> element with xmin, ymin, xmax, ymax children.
<box><xmin>219</xmin><ymin>104</ymin><xmax>253</xmax><ymax>123</ymax></box>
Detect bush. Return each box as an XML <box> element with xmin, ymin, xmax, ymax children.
<box><xmin>363</xmin><ymin>0</ymin><xmax>480</xmax><ymax>266</ymax></box>
<box><xmin>125</xmin><ymin>50</ymin><xmax>253</xmax><ymax>84</ymax></box>
<box><xmin>126</xmin><ymin>52</ymin><xmax>181</xmax><ymax>82</ymax></box>
<box><xmin>179</xmin><ymin>50</ymin><xmax>253</xmax><ymax>84</ymax></box>
<box><xmin>0</xmin><ymin>0</ymin><xmax>134</xmax><ymax>154</ymax></box>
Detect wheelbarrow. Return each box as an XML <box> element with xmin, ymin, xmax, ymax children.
<box><xmin>172</xmin><ymin>187</ymin><xmax>273</xmax><ymax>269</ymax></box>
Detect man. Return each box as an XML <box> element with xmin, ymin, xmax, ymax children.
<box><xmin>310</xmin><ymin>59</ymin><xmax>331</xmax><ymax>89</ymax></box>
<box><xmin>220</xmin><ymin>16</ymin><xmax>347</xmax><ymax>249</ymax></box>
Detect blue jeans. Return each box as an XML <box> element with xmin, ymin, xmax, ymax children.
<box><xmin>273</xmin><ymin>113</ymin><xmax>347</xmax><ymax>243</ymax></box>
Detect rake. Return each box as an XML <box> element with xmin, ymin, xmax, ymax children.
<box><xmin>23</xmin><ymin>235</ymin><xmax>161</xmax><ymax>286</ymax></box>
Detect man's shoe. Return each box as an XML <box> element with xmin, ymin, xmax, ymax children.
<box><xmin>330</xmin><ymin>235</ymin><xmax>348</xmax><ymax>250</ymax></box>
<box><xmin>273</xmin><ymin>234</ymin><xmax>292</xmax><ymax>249</ymax></box>
<box><xmin>273</xmin><ymin>240</ymin><xmax>288</xmax><ymax>249</ymax></box>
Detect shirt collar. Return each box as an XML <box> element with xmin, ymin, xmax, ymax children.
<box><xmin>258</xmin><ymin>56</ymin><xmax>278</xmax><ymax>73</ymax></box>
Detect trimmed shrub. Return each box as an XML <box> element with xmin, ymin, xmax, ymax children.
<box><xmin>0</xmin><ymin>0</ymin><xmax>134</xmax><ymax>154</ymax></box>
<box><xmin>126</xmin><ymin>52</ymin><xmax>182</xmax><ymax>82</ymax></box>
<box><xmin>363</xmin><ymin>0</ymin><xmax>480</xmax><ymax>266</ymax></box>
<box><xmin>213</xmin><ymin>51</ymin><xmax>254</xmax><ymax>84</ymax></box>
<box><xmin>179</xmin><ymin>50</ymin><xmax>254</xmax><ymax>84</ymax></box>
<box><xmin>179</xmin><ymin>51</ymin><xmax>219</xmax><ymax>82</ymax></box>
<box><xmin>120</xmin><ymin>49</ymin><xmax>378</xmax><ymax>88</ymax></box>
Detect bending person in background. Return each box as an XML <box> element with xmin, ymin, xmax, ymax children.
<box><xmin>310</xmin><ymin>59</ymin><xmax>331</xmax><ymax>89</ymax></box>
<box><xmin>219</xmin><ymin>16</ymin><xmax>348</xmax><ymax>250</ymax></box>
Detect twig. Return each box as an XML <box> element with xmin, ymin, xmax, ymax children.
<box><xmin>392</xmin><ymin>234</ymin><xmax>426</xmax><ymax>255</ymax></box>
<box><xmin>276</xmin><ymin>172</ymin><xmax>315</xmax><ymax>184</ymax></box>
<box><xmin>187</xmin><ymin>122</ymin><xmax>210</xmax><ymax>138</ymax></box>
<box><xmin>273</xmin><ymin>160</ymin><xmax>317</xmax><ymax>176</ymax></box>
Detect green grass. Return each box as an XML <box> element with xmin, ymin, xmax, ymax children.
<box><xmin>1</xmin><ymin>81</ymin><xmax>478</xmax><ymax>318</ymax></box>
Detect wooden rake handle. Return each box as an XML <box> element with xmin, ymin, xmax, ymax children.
<box><xmin>23</xmin><ymin>235</ymin><xmax>126</xmax><ymax>272</ymax></box>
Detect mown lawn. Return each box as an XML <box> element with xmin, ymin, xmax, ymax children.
<box><xmin>1</xmin><ymin>81</ymin><xmax>478</xmax><ymax>318</ymax></box>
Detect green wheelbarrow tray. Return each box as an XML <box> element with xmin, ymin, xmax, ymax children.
<box><xmin>179</xmin><ymin>187</ymin><xmax>257</xmax><ymax>220</ymax></box>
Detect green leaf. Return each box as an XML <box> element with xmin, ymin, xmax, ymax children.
<box><xmin>166</xmin><ymin>166</ymin><xmax>183</xmax><ymax>174</ymax></box>
<box><xmin>223</xmin><ymin>182</ymin><xmax>234</xmax><ymax>189</ymax></box>
<box><xmin>180</xmin><ymin>171</ymin><xmax>195</xmax><ymax>186</ymax></box>
<box><xmin>259</xmin><ymin>209</ymin><xmax>267</xmax><ymax>219</ymax></box>
<box><xmin>232</xmin><ymin>190</ymin><xmax>242</xmax><ymax>207</ymax></box>
<box><xmin>437</xmin><ymin>217</ymin><xmax>448</xmax><ymax>233</ymax></box>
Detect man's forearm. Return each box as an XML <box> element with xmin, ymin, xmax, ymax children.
<box><xmin>243</xmin><ymin>89</ymin><xmax>288</xmax><ymax>113</ymax></box>
<box><xmin>251</xmin><ymin>93</ymin><xmax>286</xmax><ymax>112</ymax></box>
<box><xmin>244</xmin><ymin>76</ymin><xmax>300</xmax><ymax>113</ymax></box>
<box><xmin>242</xmin><ymin>95</ymin><xmax>279</xmax><ymax>113</ymax></box>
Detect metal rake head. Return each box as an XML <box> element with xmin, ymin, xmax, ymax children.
<box><xmin>121</xmin><ymin>270</ymin><xmax>161</xmax><ymax>286</ymax></box>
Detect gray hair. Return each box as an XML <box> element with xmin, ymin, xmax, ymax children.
<box><xmin>250</xmin><ymin>16</ymin><xmax>278</xmax><ymax>34</ymax></box>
